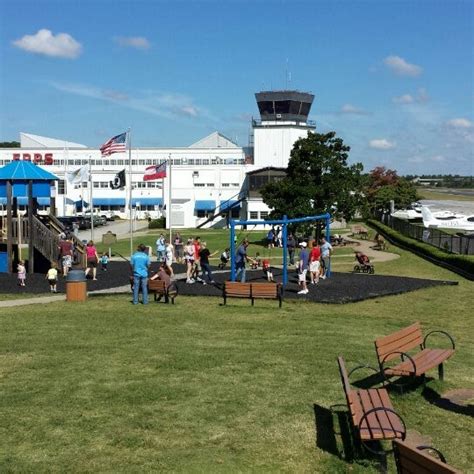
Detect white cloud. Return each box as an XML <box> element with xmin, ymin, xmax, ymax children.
<box><xmin>369</xmin><ymin>138</ymin><xmax>396</xmax><ymax>150</ymax></box>
<box><xmin>393</xmin><ymin>94</ymin><xmax>414</xmax><ymax>104</ymax></box>
<box><xmin>12</xmin><ymin>29</ymin><xmax>82</xmax><ymax>59</ymax></box>
<box><xmin>114</xmin><ymin>36</ymin><xmax>150</xmax><ymax>50</ymax></box>
<box><xmin>431</xmin><ymin>155</ymin><xmax>446</xmax><ymax>162</ymax></box>
<box><xmin>341</xmin><ymin>103</ymin><xmax>367</xmax><ymax>115</ymax></box>
<box><xmin>383</xmin><ymin>55</ymin><xmax>422</xmax><ymax>77</ymax></box>
<box><xmin>446</xmin><ymin>118</ymin><xmax>473</xmax><ymax>129</ymax></box>
<box><xmin>49</xmin><ymin>81</ymin><xmax>206</xmax><ymax>121</ymax></box>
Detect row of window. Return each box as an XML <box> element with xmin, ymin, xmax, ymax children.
<box><xmin>194</xmin><ymin>183</ymin><xmax>240</xmax><ymax>188</ymax></box>
<box><xmin>249</xmin><ymin>211</ymin><xmax>269</xmax><ymax>219</ymax></box>
<box><xmin>0</xmin><ymin>158</ymin><xmax>245</xmax><ymax>167</ymax></box>
<box><xmin>72</xmin><ymin>181</ymin><xmax>161</xmax><ymax>190</ymax></box>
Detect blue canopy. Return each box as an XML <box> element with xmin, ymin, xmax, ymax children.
<box><xmin>0</xmin><ymin>196</ymin><xmax>50</xmax><ymax>206</ymax></box>
<box><xmin>92</xmin><ymin>197</ymin><xmax>125</xmax><ymax>206</ymax></box>
<box><xmin>195</xmin><ymin>200</ymin><xmax>216</xmax><ymax>211</ymax></box>
<box><xmin>0</xmin><ymin>160</ymin><xmax>58</xmax><ymax>181</ymax></box>
<box><xmin>131</xmin><ymin>197</ymin><xmax>163</xmax><ymax>206</ymax></box>
<box><xmin>220</xmin><ymin>200</ymin><xmax>240</xmax><ymax>211</ymax></box>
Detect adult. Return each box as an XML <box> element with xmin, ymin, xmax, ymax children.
<box><xmin>155</xmin><ymin>234</ymin><xmax>166</xmax><ymax>262</ymax></box>
<box><xmin>173</xmin><ymin>232</ymin><xmax>184</xmax><ymax>263</ymax></box>
<box><xmin>276</xmin><ymin>227</ymin><xmax>283</xmax><ymax>247</ymax></box>
<box><xmin>184</xmin><ymin>238</ymin><xmax>195</xmax><ymax>283</ymax></box>
<box><xmin>150</xmin><ymin>263</ymin><xmax>171</xmax><ymax>288</ymax></box>
<box><xmin>287</xmin><ymin>233</ymin><xmax>296</xmax><ymax>265</ymax></box>
<box><xmin>84</xmin><ymin>240</ymin><xmax>99</xmax><ymax>280</ymax></box>
<box><xmin>266</xmin><ymin>228</ymin><xmax>274</xmax><ymax>249</ymax></box>
<box><xmin>192</xmin><ymin>236</ymin><xmax>202</xmax><ymax>281</ymax></box>
<box><xmin>165</xmin><ymin>241</ymin><xmax>174</xmax><ymax>277</ymax></box>
<box><xmin>58</xmin><ymin>235</ymin><xmax>74</xmax><ymax>277</ymax></box>
<box><xmin>131</xmin><ymin>243</ymin><xmax>151</xmax><ymax>305</ymax></box>
<box><xmin>297</xmin><ymin>241</ymin><xmax>310</xmax><ymax>295</ymax></box>
<box><xmin>235</xmin><ymin>238</ymin><xmax>254</xmax><ymax>283</ymax></box>
<box><xmin>199</xmin><ymin>242</ymin><xmax>217</xmax><ymax>284</ymax></box>
<box><xmin>320</xmin><ymin>236</ymin><xmax>333</xmax><ymax>279</ymax></box>
<box><xmin>309</xmin><ymin>240</ymin><xmax>321</xmax><ymax>284</ymax></box>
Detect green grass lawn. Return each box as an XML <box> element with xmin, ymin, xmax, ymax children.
<box><xmin>1</xmin><ymin>234</ymin><xmax>473</xmax><ymax>472</ymax></box>
<box><xmin>417</xmin><ymin>188</ymin><xmax>474</xmax><ymax>202</ymax></box>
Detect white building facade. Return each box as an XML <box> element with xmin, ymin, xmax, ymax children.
<box><xmin>0</xmin><ymin>90</ymin><xmax>316</xmax><ymax>228</ymax></box>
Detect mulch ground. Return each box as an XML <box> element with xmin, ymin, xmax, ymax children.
<box><xmin>0</xmin><ymin>261</ymin><xmax>458</xmax><ymax>304</ymax></box>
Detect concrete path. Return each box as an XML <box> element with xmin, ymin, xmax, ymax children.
<box><xmin>341</xmin><ymin>237</ymin><xmax>400</xmax><ymax>263</ymax></box>
<box><xmin>0</xmin><ymin>294</ymin><xmax>65</xmax><ymax>308</ymax></box>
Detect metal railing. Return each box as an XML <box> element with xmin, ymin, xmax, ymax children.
<box><xmin>376</xmin><ymin>212</ymin><xmax>474</xmax><ymax>255</ymax></box>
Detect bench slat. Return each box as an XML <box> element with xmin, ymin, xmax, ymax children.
<box><xmin>376</xmin><ymin>322</ymin><xmax>421</xmax><ymax>347</ymax></box>
<box><xmin>385</xmin><ymin>349</ymin><xmax>455</xmax><ymax>376</ymax></box>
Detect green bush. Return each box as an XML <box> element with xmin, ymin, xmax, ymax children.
<box><xmin>148</xmin><ymin>217</ymin><xmax>166</xmax><ymax>229</ymax></box>
<box><xmin>368</xmin><ymin>219</ymin><xmax>474</xmax><ymax>277</ymax></box>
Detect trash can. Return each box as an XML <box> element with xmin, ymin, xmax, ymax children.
<box><xmin>66</xmin><ymin>269</ymin><xmax>87</xmax><ymax>302</ymax></box>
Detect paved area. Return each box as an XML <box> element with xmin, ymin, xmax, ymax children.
<box><xmin>76</xmin><ymin>219</ymin><xmax>149</xmax><ymax>243</ymax></box>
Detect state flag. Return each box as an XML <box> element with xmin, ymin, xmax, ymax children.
<box><xmin>66</xmin><ymin>165</ymin><xmax>89</xmax><ymax>184</ymax></box>
<box><xmin>143</xmin><ymin>162</ymin><xmax>167</xmax><ymax>181</ymax></box>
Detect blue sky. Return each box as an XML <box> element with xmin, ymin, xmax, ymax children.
<box><xmin>0</xmin><ymin>0</ymin><xmax>472</xmax><ymax>175</ymax></box>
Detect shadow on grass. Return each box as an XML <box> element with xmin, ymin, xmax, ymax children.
<box><xmin>313</xmin><ymin>403</ymin><xmax>386</xmax><ymax>470</ymax></box>
<box><xmin>422</xmin><ymin>386</ymin><xmax>474</xmax><ymax>418</ymax></box>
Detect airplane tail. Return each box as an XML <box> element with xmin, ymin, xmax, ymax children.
<box><xmin>421</xmin><ymin>206</ymin><xmax>435</xmax><ymax>226</ymax></box>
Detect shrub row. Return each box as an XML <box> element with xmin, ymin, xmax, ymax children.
<box><xmin>148</xmin><ymin>217</ymin><xmax>166</xmax><ymax>229</ymax></box>
<box><xmin>367</xmin><ymin>219</ymin><xmax>474</xmax><ymax>279</ymax></box>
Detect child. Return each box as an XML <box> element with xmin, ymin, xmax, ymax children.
<box><xmin>17</xmin><ymin>260</ymin><xmax>26</xmax><ymax>287</ymax></box>
<box><xmin>218</xmin><ymin>248</ymin><xmax>230</xmax><ymax>269</ymax></box>
<box><xmin>262</xmin><ymin>259</ymin><xmax>274</xmax><ymax>282</ymax></box>
<box><xmin>100</xmin><ymin>253</ymin><xmax>109</xmax><ymax>271</ymax></box>
<box><xmin>46</xmin><ymin>263</ymin><xmax>58</xmax><ymax>293</ymax></box>
<box><xmin>250</xmin><ymin>252</ymin><xmax>261</xmax><ymax>270</ymax></box>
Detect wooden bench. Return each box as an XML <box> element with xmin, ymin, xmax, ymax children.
<box><xmin>337</xmin><ymin>356</ymin><xmax>406</xmax><ymax>454</ymax></box>
<box><xmin>148</xmin><ymin>279</ymin><xmax>177</xmax><ymax>304</ymax></box>
<box><xmin>375</xmin><ymin>322</ymin><xmax>455</xmax><ymax>386</ymax></box>
<box><xmin>393</xmin><ymin>439</ymin><xmax>461</xmax><ymax>473</ymax></box>
<box><xmin>223</xmin><ymin>281</ymin><xmax>283</xmax><ymax>307</ymax></box>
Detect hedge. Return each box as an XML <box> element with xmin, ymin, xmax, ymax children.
<box><xmin>148</xmin><ymin>217</ymin><xmax>166</xmax><ymax>229</ymax></box>
<box><xmin>367</xmin><ymin>219</ymin><xmax>474</xmax><ymax>279</ymax></box>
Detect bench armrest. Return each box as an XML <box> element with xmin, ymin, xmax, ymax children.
<box><xmin>417</xmin><ymin>445</ymin><xmax>448</xmax><ymax>464</ymax></box>
<box><xmin>423</xmin><ymin>331</ymin><xmax>455</xmax><ymax>350</ymax></box>
<box><xmin>381</xmin><ymin>351</ymin><xmax>417</xmax><ymax>378</ymax></box>
<box><xmin>358</xmin><ymin>406</ymin><xmax>407</xmax><ymax>438</ymax></box>
<box><xmin>348</xmin><ymin>364</ymin><xmax>379</xmax><ymax>379</ymax></box>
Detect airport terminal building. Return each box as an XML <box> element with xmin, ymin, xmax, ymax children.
<box><xmin>0</xmin><ymin>91</ymin><xmax>316</xmax><ymax>228</ymax></box>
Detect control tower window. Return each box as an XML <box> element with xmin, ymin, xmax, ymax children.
<box><xmin>300</xmin><ymin>102</ymin><xmax>311</xmax><ymax>116</ymax></box>
<box><xmin>289</xmin><ymin>101</ymin><xmax>302</xmax><ymax>115</ymax></box>
<box><xmin>258</xmin><ymin>101</ymin><xmax>274</xmax><ymax>115</ymax></box>
<box><xmin>274</xmin><ymin>101</ymin><xmax>291</xmax><ymax>114</ymax></box>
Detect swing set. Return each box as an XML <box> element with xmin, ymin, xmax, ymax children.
<box><xmin>229</xmin><ymin>213</ymin><xmax>331</xmax><ymax>285</ymax></box>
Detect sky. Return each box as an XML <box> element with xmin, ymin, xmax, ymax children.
<box><xmin>0</xmin><ymin>0</ymin><xmax>473</xmax><ymax>175</ymax></box>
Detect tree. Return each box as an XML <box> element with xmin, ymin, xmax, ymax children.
<box><xmin>0</xmin><ymin>141</ymin><xmax>20</xmax><ymax>148</ymax></box>
<box><xmin>260</xmin><ymin>131</ymin><xmax>363</xmax><ymax>232</ymax></box>
<box><xmin>364</xmin><ymin>166</ymin><xmax>419</xmax><ymax>213</ymax></box>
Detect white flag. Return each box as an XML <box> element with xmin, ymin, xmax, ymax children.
<box><xmin>66</xmin><ymin>166</ymin><xmax>89</xmax><ymax>184</ymax></box>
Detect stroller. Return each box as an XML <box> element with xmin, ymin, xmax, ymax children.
<box><xmin>218</xmin><ymin>249</ymin><xmax>230</xmax><ymax>269</ymax></box>
<box><xmin>353</xmin><ymin>251</ymin><xmax>374</xmax><ymax>274</ymax></box>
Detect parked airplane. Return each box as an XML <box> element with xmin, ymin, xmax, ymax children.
<box><xmin>421</xmin><ymin>206</ymin><xmax>474</xmax><ymax>232</ymax></box>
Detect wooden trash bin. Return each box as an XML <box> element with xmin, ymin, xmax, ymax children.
<box><xmin>66</xmin><ymin>270</ymin><xmax>87</xmax><ymax>302</ymax></box>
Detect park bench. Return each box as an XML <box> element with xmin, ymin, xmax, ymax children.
<box><xmin>375</xmin><ymin>322</ymin><xmax>455</xmax><ymax>386</ymax></box>
<box><xmin>393</xmin><ymin>439</ymin><xmax>461</xmax><ymax>473</ymax></box>
<box><xmin>337</xmin><ymin>356</ymin><xmax>406</xmax><ymax>455</ymax></box>
<box><xmin>351</xmin><ymin>225</ymin><xmax>369</xmax><ymax>239</ymax></box>
<box><xmin>223</xmin><ymin>281</ymin><xmax>283</xmax><ymax>307</ymax></box>
<box><xmin>148</xmin><ymin>279</ymin><xmax>177</xmax><ymax>304</ymax></box>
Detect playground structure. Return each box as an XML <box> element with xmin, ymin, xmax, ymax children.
<box><xmin>229</xmin><ymin>213</ymin><xmax>331</xmax><ymax>285</ymax></box>
<box><xmin>0</xmin><ymin>161</ymin><xmax>85</xmax><ymax>273</ymax></box>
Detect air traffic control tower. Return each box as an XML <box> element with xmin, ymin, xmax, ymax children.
<box><xmin>253</xmin><ymin>90</ymin><xmax>315</xmax><ymax>168</ymax></box>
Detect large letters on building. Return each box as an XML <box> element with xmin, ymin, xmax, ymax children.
<box><xmin>13</xmin><ymin>153</ymin><xmax>54</xmax><ymax>165</ymax></box>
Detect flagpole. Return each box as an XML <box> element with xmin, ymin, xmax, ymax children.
<box><xmin>168</xmin><ymin>154</ymin><xmax>172</xmax><ymax>245</ymax></box>
<box><xmin>63</xmin><ymin>142</ymin><xmax>67</xmax><ymax>216</ymax></box>
<box><xmin>89</xmin><ymin>156</ymin><xmax>94</xmax><ymax>242</ymax></box>
<box><xmin>128</xmin><ymin>128</ymin><xmax>133</xmax><ymax>257</ymax></box>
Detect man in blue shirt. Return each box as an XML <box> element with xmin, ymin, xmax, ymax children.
<box><xmin>235</xmin><ymin>238</ymin><xmax>251</xmax><ymax>282</ymax></box>
<box><xmin>131</xmin><ymin>243</ymin><xmax>151</xmax><ymax>304</ymax></box>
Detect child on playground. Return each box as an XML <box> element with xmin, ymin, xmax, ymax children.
<box><xmin>100</xmin><ymin>253</ymin><xmax>109</xmax><ymax>271</ymax></box>
<box><xmin>17</xmin><ymin>260</ymin><xmax>26</xmax><ymax>287</ymax></box>
<box><xmin>219</xmin><ymin>248</ymin><xmax>230</xmax><ymax>269</ymax></box>
<box><xmin>250</xmin><ymin>252</ymin><xmax>261</xmax><ymax>270</ymax></box>
<box><xmin>262</xmin><ymin>258</ymin><xmax>274</xmax><ymax>282</ymax></box>
<box><xmin>46</xmin><ymin>263</ymin><xmax>58</xmax><ymax>293</ymax></box>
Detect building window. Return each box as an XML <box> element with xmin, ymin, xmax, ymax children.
<box><xmin>232</xmin><ymin>183</ymin><xmax>240</xmax><ymax>187</ymax></box>
<box><xmin>222</xmin><ymin>183</ymin><xmax>230</xmax><ymax>187</ymax></box>
<box><xmin>58</xmin><ymin>180</ymin><xmax>65</xmax><ymax>195</ymax></box>
<box><xmin>206</xmin><ymin>183</ymin><xmax>214</xmax><ymax>187</ymax></box>
<box><xmin>260</xmin><ymin>211</ymin><xmax>269</xmax><ymax>219</ymax></box>
<box><xmin>250</xmin><ymin>211</ymin><xmax>258</xmax><ymax>219</ymax></box>
<box><xmin>194</xmin><ymin>183</ymin><xmax>205</xmax><ymax>187</ymax></box>
<box><xmin>93</xmin><ymin>182</ymin><xmax>100</xmax><ymax>188</ymax></box>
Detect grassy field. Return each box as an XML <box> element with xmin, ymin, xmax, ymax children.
<box><xmin>1</xmin><ymin>235</ymin><xmax>473</xmax><ymax>472</ymax></box>
<box><xmin>417</xmin><ymin>188</ymin><xmax>474</xmax><ymax>202</ymax></box>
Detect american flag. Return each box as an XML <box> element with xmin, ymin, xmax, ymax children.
<box><xmin>143</xmin><ymin>162</ymin><xmax>167</xmax><ymax>181</ymax></box>
<box><xmin>100</xmin><ymin>132</ymin><xmax>127</xmax><ymax>156</ymax></box>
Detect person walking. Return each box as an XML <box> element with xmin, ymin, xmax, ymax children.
<box><xmin>100</xmin><ymin>253</ymin><xmax>109</xmax><ymax>271</ymax></box>
<box><xmin>320</xmin><ymin>236</ymin><xmax>333</xmax><ymax>279</ymax></box>
<box><xmin>184</xmin><ymin>238</ymin><xmax>195</xmax><ymax>283</ymax></box>
<box><xmin>84</xmin><ymin>241</ymin><xmax>99</xmax><ymax>280</ymax></box>
<box><xmin>173</xmin><ymin>232</ymin><xmax>184</xmax><ymax>263</ymax></box>
<box><xmin>309</xmin><ymin>240</ymin><xmax>321</xmax><ymax>284</ymax></box>
<box><xmin>131</xmin><ymin>244</ymin><xmax>151</xmax><ymax>305</ymax></box>
<box><xmin>58</xmin><ymin>235</ymin><xmax>74</xmax><ymax>277</ymax></box>
<box><xmin>165</xmin><ymin>241</ymin><xmax>175</xmax><ymax>277</ymax></box>
<box><xmin>235</xmin><ymin>239</ymin><xmax>255</xmax><ymax>283</ymax></box>
<box><xmin>297</xmin><ymin>241</ymin><xmax>310</xmax><ymax>295</ymax></box>
<box><xmin>287</xmin><ymin>233</ymin><xmax>296</xmax><ymax>265</ymax></box>
<box><xmin>46</xmin><ymin>263</ymin><xmax>58</xmax><ymax>293</ymax></box>
<box><xmin>199</xmin><ymin>242</ymin><xmax>218</xmax><ymax>284</ymax></box>
<box><xmin>155</xmin><ymin>234</ymin><xmax>166</xmax><ymax>262</ymax></box>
